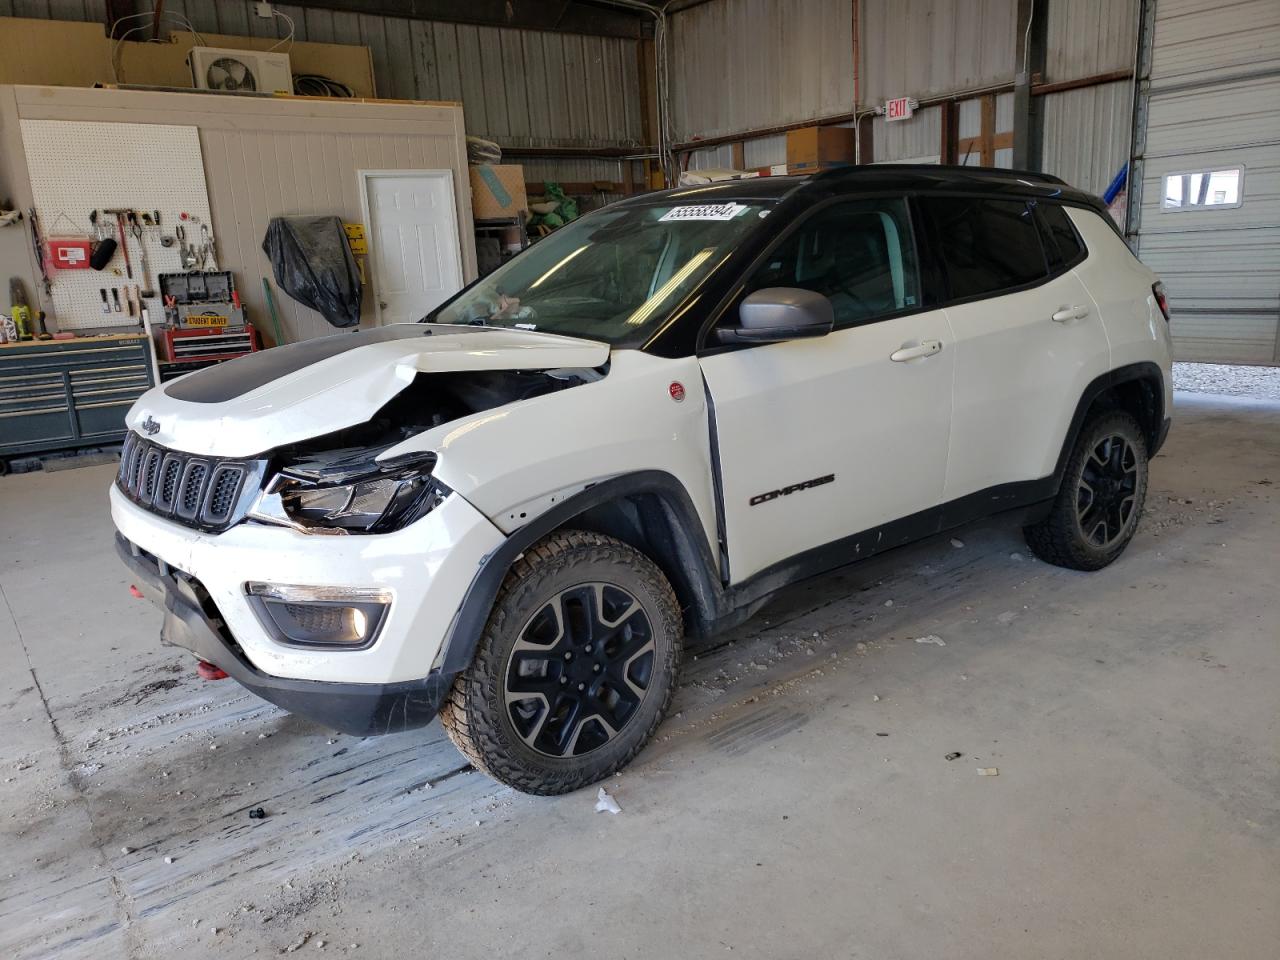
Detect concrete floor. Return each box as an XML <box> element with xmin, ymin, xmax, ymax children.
<box><xmin>1</xmin><ymin>391</ymin><xmax>1277</xmax><ymax>960</ymax></box>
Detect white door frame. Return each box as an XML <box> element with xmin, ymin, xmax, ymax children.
<box><xmin>357</xmin><ymin>168</ymin><xmax>464</xmax><ymax>326</ymax></box>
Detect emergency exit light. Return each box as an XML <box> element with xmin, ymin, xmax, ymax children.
<box><xmin>885</xmin><ymin>97</ymin><xmax>916</xmax><ymax>122</ymax></box>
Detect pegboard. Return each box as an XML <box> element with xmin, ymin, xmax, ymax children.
<box><xmin>19</xmin><ymin>119</ymin><xmax>214</xmax><ymax>330</ymax></box>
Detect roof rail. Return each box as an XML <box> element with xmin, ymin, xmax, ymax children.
<box><xmin>814</xmin><ymin>164</ymin><xmax>1068</xmax><ymax>186</ymax></box>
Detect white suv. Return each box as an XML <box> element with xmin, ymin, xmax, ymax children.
<box><xmin>112</xmin><ymin>167</ymin><xmax>1173</xmax><ymax>794</ymax></box>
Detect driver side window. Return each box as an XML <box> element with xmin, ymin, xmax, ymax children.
<box><xmin>744</xmin><ymin>197</ymin><xmax>920</xmax><ymax>329</ymax></box>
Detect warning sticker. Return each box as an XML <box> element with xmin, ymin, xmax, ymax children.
<box><xmin>659</xmin><ymin>202</ymin><xmax>748</xmax><ymax>222</ymax></box>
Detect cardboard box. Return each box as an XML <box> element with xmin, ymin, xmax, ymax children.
<box><xmin>786</xmin><ymin>126</ymin><xmax>856</xmax><ymax>168</ymax></box>
<box><xmin>470</xmin><ymin>164</ymin><xmax>528</xmax><ymax>220</ymax></box>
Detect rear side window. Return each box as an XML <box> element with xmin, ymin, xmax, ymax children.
<box><xmin>919</xmin><ymin>198</ymin><xmax>1048</xmax><ymax>300</ymax></box>
<box><xmin>1035</xmin><ymin>202</ymin><xmax>1085</xmax><ymax>268</ymax></box>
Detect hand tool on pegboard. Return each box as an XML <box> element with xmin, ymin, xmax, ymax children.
<box><xmin>111</xmin><ymin>288</ymin><xmax>122</xmax><ymax>313</ymax></box>
<box><xmin>26</xmin><ymin>209</ymin><xmax>52</xmax><ymax>297</ymax></box>
<box><xmin>128</xmin><ymin>211</ymin><xmax>155</xmax><ymax>297</ymax></box>
<box><xmin>99</xmin><ymin>288</ymin><xmax>111</xmax><ymax>314</ymax></box>
<box><xmin>104</xmin><ymin>208</ymin><xmax>133</xmax><ymax>279</ymax></box>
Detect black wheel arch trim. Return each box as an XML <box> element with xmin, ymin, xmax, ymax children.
<box><xmin>1051</xmin><ymin>361</ymin><xmax>1168</xmax><ymax>492</ymax></box>
<box><xmin>435</xmin><ymin>470</ymin><xmax>723</xmax><ymax>676</ymax></box>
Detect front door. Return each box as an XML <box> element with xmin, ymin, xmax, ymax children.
<box><xmin>699</xmin><ymin>197</ymin><xmax>954</xmax><ymax>584</ymax></box>
<box><xmin>361</xmin><ymin>170</ymin><xmax>465</xmax><ymax>324</ymax></box>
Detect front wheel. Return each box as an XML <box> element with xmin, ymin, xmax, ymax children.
<box><xmin>440</xmin><ymin>530</ymin><xmax>682</xmax><ymax>795</ymax></box>
<box><xmin>1024</xmin><ymin>410</ymin><xmax>1149</xmax><ymax>571</ymax></box>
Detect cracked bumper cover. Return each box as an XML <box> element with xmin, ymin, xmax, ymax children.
<box><xmin>116</xmin><ymin>534</ymin><xmax>456</xmax><ymax>737</ymax></box>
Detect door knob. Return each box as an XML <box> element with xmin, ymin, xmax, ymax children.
<box><xmin>890</xmin><ymin>339</ymin><xmax>943</xmax><ymax>362</ymax></box>
<box><xmin>1052</xmin><ymin>304</ymin><xmax>1090</xmax><ymax>322</ymax></box>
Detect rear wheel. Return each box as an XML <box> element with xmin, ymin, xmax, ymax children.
<box><xmin>440</xmin><ymin>530</ymin><xmax>681</xmax><ymax>795</ymax></box>
<box><xmin>1024</xmin><ymin>410</ymin><xmax>1149</xmax><ymax>571</ymax></box>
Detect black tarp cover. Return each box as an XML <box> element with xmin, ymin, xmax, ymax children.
<box><xmin>262</xmin><ymin>216</ymin><xmax>362</xmax><ymax>329</ymax></box>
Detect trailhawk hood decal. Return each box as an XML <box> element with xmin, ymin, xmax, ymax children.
<box><xmin>126</xmin><ymin>324</ymin><xmax>609</xmax><ymax>457</ymax></box>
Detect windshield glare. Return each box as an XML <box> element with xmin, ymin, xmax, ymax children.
<box><xmin>430</xmin><ymin>200</ymin><xmax>771</xmax><ymax>344</ymax></box>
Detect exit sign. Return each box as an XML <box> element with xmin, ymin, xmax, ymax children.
<box><xmin>885</xmin><ymin>97</ymin><xmax>915</xmax><ymax>122</ymax></box>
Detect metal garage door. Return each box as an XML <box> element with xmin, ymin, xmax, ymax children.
<box><xmin>1131</xmin><ymin>0</ymin><xmax>1280</xmax><ymax>364</ymax></box>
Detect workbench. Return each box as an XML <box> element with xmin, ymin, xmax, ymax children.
<box><xmin>0</xmin><ymin>334</ymin><xmax>154</xmax><ymax>470</ymax></box>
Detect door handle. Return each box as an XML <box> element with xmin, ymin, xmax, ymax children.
<box><xmin>890</xmin><ymin>339</ymin><xmax>943</xmax><ymax>362</ymax></box>
<box><xmin>1051</xmin><ymin>304</ymin><xmax>1090</xmax><ymax>323</ymax></box>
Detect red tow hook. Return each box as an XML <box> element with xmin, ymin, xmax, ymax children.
<box><xmin>128</xmin><ymin>584</ymin><xmax>144</xmax><ymax>599</ymax></box>
<box><xmin>197</xmin><ymin>661</ymin><xmax>229</xmax><ymax>681</ymax></box>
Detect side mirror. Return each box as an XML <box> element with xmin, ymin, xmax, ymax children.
<box><xmin>723</xmin><ymin>287</ymin><xmax>835</xmax><ymax>344</ymax></box>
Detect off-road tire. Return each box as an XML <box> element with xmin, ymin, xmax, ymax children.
<box><xmin>440</xmin><ymin>529</ymin><xmax>682</xmax><ymax>795</ymax></box>
<box><xmin>1024</xmin><ymin>410</ymin><xmax>1149</xmax><ymax>571</ymax></box>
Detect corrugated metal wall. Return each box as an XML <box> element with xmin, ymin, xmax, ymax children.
<box><xmin>860</xmin><ymin>0</ymin><xmax>1017</xmax><ymax>105</ymax></box>
<box><xmin>668</xmin><ymin>0</ymin><xmax>855</xmax><ymax>141</ymax></box>
<box><xmin>2</xmin><ymin>0</ymin><xmax>645</xmax><ymax>151</ymax></box>
<box><xmin>1037</xmin><ymin>0</ymin><xmax>1136</xmax><ymax>195</ymax></box>
<box><xmin>1043</xmin><ymin>0</ymin><xmax>1138</xmax><ymax>81</ymax></box>
<box><xmin>1040</xmin><ymin>80</ymin><xmax>1131</xmax><ymax>195</ymax></box>
<box><xmin>873</xmin><ymin>107</ymin><xmax>941</xmax><ymax>163</ymax></box>
<box><xmin>1134</xmin><ymin>0</ymin><xmax>1280</xmax><ymax>364</ymax></box>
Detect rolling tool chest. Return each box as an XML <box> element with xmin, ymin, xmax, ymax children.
<box><xmin>159</xmin><ymin>270</ymin><xmax>260</xmax><ymax>365</ymax></box>
<box><xmin>0</xmin><ymin>335</ymin><xmax>155</xmax><ymax>468</ymax></box>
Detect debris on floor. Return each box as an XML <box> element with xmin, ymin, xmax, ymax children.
<box><xmin>282</xmin><ymin>931</ymin><xmax>313</xmax><ymax>953</ymax></box>
<box><xmin>913</xmin><ymin>635</ymin><xmax>946</xmax><ymax>646</ymax></box>
<box><xmin>595</xmin><ymin>786</ymin><xmax>622</xmax><ymax>814</ymax></box>
<box><xmin>977</xmin><ymin>767</ymin><xmax>999</xmax><ymax>776</ymax></box>
<box><xmin>945</xmin><ymin>752</ymin><xmax>962</xmax><ymax>761</ymax></box>
<box><xmin>950</xmin><ymin>538</ymin><xmax>964</xmax><ymax>548</ymax></box>
<box><xmin>249</xmin><ymin>807</ymin><xmax>267</xmax><ymax>820</ymax></box>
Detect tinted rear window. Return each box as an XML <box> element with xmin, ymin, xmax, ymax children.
<box><xmin>1038</xmin><ymin>202</ymin><xmax>1085</xmax><ymax>266</ymax></box>
<box><xmin>920</xmin><ymin>197</ymin><xmax>1048</xmax><ymax>300</ymax></box>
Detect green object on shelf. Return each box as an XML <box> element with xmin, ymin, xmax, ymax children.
<box><xmin>527</xmin><ymin>182</ymin><xmax>579</xmax><ymax>233</ymax></box>
<box><xmin>262</xmin><ymin>277</ymin><xmax>286</xmax><ymax>347</ymax></box>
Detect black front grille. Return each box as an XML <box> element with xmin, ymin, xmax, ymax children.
<box><xmin>117</xmin><ymin>432</ymin><xmax>265</xmax><ymax>532</ymax></box>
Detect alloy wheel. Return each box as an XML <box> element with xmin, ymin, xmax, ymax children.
<box><xmin>1076</xmin><ymin>434</ymin><xmax>1140</xmax><ymax>546</ymax></box>
<box><xmin>504</xmin><ymin>582</ymin><xmax>656</xmax><ymax>758</ymax></box>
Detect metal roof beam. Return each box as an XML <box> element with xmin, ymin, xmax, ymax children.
<box><xmin>283</xmin><ymin>0</ymin><xmax>653</xmax><ymax>38</ymax></box>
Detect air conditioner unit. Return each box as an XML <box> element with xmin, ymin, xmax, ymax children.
<box><xmin>189</xmin><ymin>47</ymin><xmax>293</xmax><ymax>95</ymax></box>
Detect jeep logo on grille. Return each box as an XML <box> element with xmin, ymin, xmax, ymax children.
<box><xmin>141</xmin><ymin>415</ymin><xmax>161</xmax><ymax>436</ymax></box>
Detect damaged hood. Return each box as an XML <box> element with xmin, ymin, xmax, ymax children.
<box><xmin>126</xmin><ymin>323</ymin><xmax>609</xmax><ymax>457</ymax></box>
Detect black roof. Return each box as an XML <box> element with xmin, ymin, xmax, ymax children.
<box><xmin>618</xmin><ymin>164</ymin><xmax>1099</xmax><ymax>209</ymax></box>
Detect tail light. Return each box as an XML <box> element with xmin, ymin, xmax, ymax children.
<box><xmin>1152</xmin><ymin>281</ymin><xmax>1171</xmax><ymax>322</ymax></box>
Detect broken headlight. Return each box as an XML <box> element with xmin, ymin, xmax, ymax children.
<box><xmin>250</xmin><ymin>449</ymin><xmax>448</xmax><ymax>534</ymax></box>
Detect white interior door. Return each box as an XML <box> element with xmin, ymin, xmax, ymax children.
<box><xmin>361</xmin><ymin>170</ymin><xmax>464</xmax><ymax>324</ymax></box>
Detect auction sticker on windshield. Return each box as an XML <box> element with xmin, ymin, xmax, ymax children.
<box><xmin>660</xmin><ymin>202</ymin><xmax>748</xmax><ymax>222</ymax></box>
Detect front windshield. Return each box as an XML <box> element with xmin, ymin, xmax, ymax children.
<box><xmin>429</xmin><ymin>199</ymin><xmax>772</xmax><ymax>344</ymax></box>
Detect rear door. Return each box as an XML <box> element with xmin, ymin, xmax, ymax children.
<box><xmin>699</xmin><ymin>197</ymin><xmax>954</xmax><ymax>583</ymax></box>
<box><xmin>917</xmin><ymin>197</ymin><xmax>1111</xmax><ymax>503</ymax></box>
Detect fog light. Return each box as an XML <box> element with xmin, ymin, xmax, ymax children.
<box><xmin>246</xmin><ymin>583</ymin><xmax>391</xmax><ymax>649</ymax></box>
